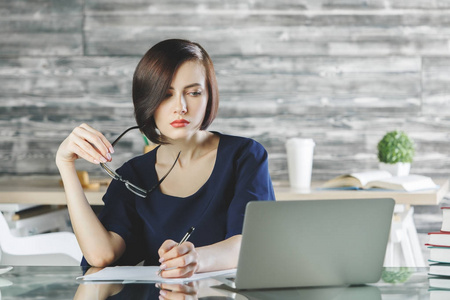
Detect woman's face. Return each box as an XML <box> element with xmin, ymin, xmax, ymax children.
<box><xmin>154</xmin><ymin>60</ymin><xmax>208</xmax><ymax>141</ymax></box>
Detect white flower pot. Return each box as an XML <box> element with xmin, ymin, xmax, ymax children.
<box><xmin>379</xmin><ymin>162</ymin><xmax>411</xmax><ymax>176</ymax></box>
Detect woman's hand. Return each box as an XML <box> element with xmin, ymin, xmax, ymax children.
<box><xmin>157</xmin><ymin>282</ymin><xmax>199</xmax><ymax>300</ymax></box>
<box><xmin>158</xmin><ymin>240</ymin><xmax>199</xmax><ymax>278</ymax></box>
<box><xmin>56</xmin><ymin>123</ymin><xmax>114</xmax><ymax>166</ymax></box>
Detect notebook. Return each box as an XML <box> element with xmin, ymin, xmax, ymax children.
<box><xmin>220</xmin><ymin>198</ymin><xmax>394</xmax><ymax>290</ymax></box>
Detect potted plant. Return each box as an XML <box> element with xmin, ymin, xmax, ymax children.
<box><xmin>377</xmin><ymin>130</ymin><xmax>415</xmax><ymax>176</ymax></box>
<box><xmin>381</xmin><ymin>267</ymin><xmax>413</xmax><ymax>284</ymax></box>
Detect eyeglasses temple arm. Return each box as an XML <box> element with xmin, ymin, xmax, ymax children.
<box><xmin>147</xmin><ymin>151</ymin><xmax>181</xmax><ymax>193</ymax></box>
<box><xmin>158</xmin><ymin>151</ymin><xmax>181</xmax><ymax>184</ymax></box>
<box><xmin>111</xmin><ymin>125</ymin><xmax>141</xmax><ymax>146</ymax></box>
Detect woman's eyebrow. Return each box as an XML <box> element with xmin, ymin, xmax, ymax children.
<box><xmin>184</xmin><ymin>83</ymin><xmax>202</xmax><ymax>89</ymax></box>
<box><xmin>168</xmin><ymin>83</ymin><xmax>203</xmax><ymax>90</ymax></box>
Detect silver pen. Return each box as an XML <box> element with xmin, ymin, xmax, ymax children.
<box><xmin>158</xmin><ymin>227</ymin><xmax>195</xmax><ymax>276</ymax></box>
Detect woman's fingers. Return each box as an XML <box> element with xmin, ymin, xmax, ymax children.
<box><xmin>74</xmin><ymin>125</ymin><xmax>112</xmax><ymax>156</ymax></box>
<box><xmin>70</xmin><ymin>134</ymin><xmax>109</xmax><ymax>164</ymax></box>
<box><xmin>56</xmin><ymin>124</ymin><xmax>114</xmax><ymax>165</ymax></box>
<box><xmin>159</xmin><ymin>263</ymin><xmax>197</xmax><ymax>278</ymax></box>
<box><xmin>158</xmin><ymin>240</ymin><xmax>177</xmax><ymax>258</ymax></box>
<box><xmin>69</xmin><ymin>125</ymin><xmax>113</xmax><ymax>164</ymax></box>
<box><xmin>69</xmin><ymin>136</ymin><xmax>107</xmax><ymax>164</ymax></box>
<box><xmin>158</xmin><ymin>242</ymin><xmax>199</xmax><ymax>278</ymax></box>
<box><xmin>159</xmin><ymin>241</ymin><xmax>193</xmax><ymax>262</ymax></box>
<box><xmin>79</xmin><ymin>123</ymin><xmax>114</xmax><ymax>154</ymax></box>
<box><xmin>157</xmin><ymin>281</ymin><xmax>198</xmax><ymax>299</ymax></box>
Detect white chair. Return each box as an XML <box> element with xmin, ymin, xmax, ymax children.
<box><xmin>0</xmin><ymin>212</ymin><xmax>82</xmax><ymax>266</ymax></box>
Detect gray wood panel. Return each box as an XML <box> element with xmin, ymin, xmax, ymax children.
<box><xmin>83</xmin><ymin>0</ymin><xmax>450</xmax><ymax>11</ymax></box>
<box><xmin>423</xmin><ymin>57</ymin><xmax>450</xmax><ymax>115</ymax></box>
<box><xmin>0</xmin><ymin>0</ymin><xmax>83</xmax><ymax>56</ymax></box>
<box><xmin>1</xmin><ymin>0</ymin><xmax>450</xmax><ymax>186</ymax></box>
<box><xmin>85</xmin><ymin>27</ymin><xmax>450</xmax><ymax>57</ymax></box>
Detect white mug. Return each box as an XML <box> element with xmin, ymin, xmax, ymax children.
<box><xmin>285</xmin><ymin>138</ymin><xmax>315</xmax><ymax>191</ymax></box>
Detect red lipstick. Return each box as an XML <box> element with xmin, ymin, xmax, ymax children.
<box><xmin>170</xmin><ymin>119</ymin><xmax>190</xmax><ymax>128</ymax></box>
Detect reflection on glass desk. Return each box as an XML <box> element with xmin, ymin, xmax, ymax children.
<box><xmin>0</xmin><ymin>266</ymin><xmax>435</xmax><ymax>299</ymax></box>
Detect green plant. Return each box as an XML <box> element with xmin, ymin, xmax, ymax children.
<box><xmin>377</xmin><ymin>130</ymin><xmax>415</xmax><ymax>164</ymax></box>
<box><xmin>381</xmin><ymin>267</ymin><xmax>413</xmax><ymax>284</ymax></box>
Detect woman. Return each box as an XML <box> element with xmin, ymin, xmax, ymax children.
<box><xmin>56</xmin><ymin>39</ymin><xmax>275</xmax><ymax>278</ymax></box>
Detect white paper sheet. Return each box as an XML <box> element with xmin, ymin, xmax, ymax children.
<box><xmin>77</xmin><ymin>266</ymin><xmax>236</xmax><ymax>283</ymax></box>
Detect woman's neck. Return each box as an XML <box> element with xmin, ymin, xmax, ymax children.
<box><xmin>159</xmin><ymin>131</ymin><xmax>213</xmax><ymax>163</ymax></box>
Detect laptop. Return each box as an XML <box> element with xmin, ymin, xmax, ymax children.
<box><xmin>220</xmin><ymin>198</ymin><xmax>394</xmax><ymax>290</ymax></box>
<box><xmin>236</xmin><ymin>285</ymin><xmax>381</xmax><ymax>300</ymax></box>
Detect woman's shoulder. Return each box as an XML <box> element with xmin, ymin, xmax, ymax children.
<box><xmin>214</xmin><ymin>131</ymin><xmax>267</xmax><ymax>155</ymax></box>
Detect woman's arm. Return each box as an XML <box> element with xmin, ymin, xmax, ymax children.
<box><xmin>196</xmin><ymin>234</ymin><xmax>242</xmax><ymax>271</ymax></box>
<box><xmin>73</xmin><ymin>268</ymin><xmax>124</xmax><ymax>299</ymax></box>
<box><xmin>157</xmin><ymin>235</ymin><xmax>241</xmax><ymax>278</ymax></box>
<box><xmin>56</xmin><ymin>124</ymin><xmax>125</xmax><ymax>267</ymax></box>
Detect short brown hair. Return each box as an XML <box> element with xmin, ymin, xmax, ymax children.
<box><xmin>132</xmin><ymin>39</ymin><xmax>219</xmax><ymax>144</ymax></box>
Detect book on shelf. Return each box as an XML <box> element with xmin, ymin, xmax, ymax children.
<box><xmin>322</xmin><ymin>170</ymin><xmax>437</xmax><ymax>192</ymax></box>
<box><xmin>429</xmin><ymin>246</ymin><xmax>450</xmax><ymax>264</ymax></box>
<box><xmin>441</xmin><ymin>207</ymin><xmax>450</xmax><ymax>232</ymax></box>
<box><xmin>429</xmin><ymin>288</ymin><xmax>450</xmax><ymax>300</ymax></box>
<box><xmin>429</xmin><ymin>263</ymin><xmax>450</xmax><ymax>277</ymax></box>
<box><xmin>427</xmin><ymin>231</ymin><xmax>450</xmax><ymax>248</ymax></box>
<box><xmin>429</xmin><ymin>277</ymin><xmax>450</xmax><ymax>290</ymax></box>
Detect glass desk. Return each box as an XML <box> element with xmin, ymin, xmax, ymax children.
<box><xmin>0</xmin><ymin>265</ymin><xmax>438</xmax><ymax>299</ymax></box>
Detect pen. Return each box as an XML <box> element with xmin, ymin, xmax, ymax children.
<box><xmin>178</xmin><ymin>226</ymin><xmax>195</xmax><ymax>245</ymax></box>
<box><xmin>158</xmin><ymin>227</ymin><xmax>195</xmax><ymax>276</ymax></box>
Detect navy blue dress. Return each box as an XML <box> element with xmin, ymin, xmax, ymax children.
<box><xmin>82</xmin><ymin>132</ymin><xmax>275</xmax><ymax>266</ymax></box>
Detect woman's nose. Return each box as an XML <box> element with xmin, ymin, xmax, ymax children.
<box><xmin>174</xmin><ymin>95</ymin><xmax>187</xmax><ymax>115</ymax></box>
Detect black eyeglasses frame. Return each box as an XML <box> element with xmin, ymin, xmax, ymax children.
<box><xmin>99</xmin><ymin>126</ymin><xmax>180</xmax><ymax>198</ymax></box>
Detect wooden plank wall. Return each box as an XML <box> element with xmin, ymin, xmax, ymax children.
<box><xmin>1</xmin><ymin>0</ymin><xmax>449</xmax><ymax>182</ymax></box>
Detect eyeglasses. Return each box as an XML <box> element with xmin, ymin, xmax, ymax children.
<box><xmin>100</xmin><ymin>126</ymin><xmax>180</xmax><ymax>198</ymax></box>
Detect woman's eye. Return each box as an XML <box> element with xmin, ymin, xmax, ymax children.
<box><xmin>188</xmin><ymin>91</ymin><xmax>202</xmax><ymax>96</ymax></box>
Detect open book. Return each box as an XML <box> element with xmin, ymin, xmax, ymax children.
<box><xmin>322</xmin><ymin>170</ymin><xmax>437</xmax><ymax>192</ymax></box>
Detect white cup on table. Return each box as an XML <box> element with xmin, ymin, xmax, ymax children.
<box><xmin>285</xmin><ymin>138</ymin><xmax>315</xmax><ymax>191</ymax></box>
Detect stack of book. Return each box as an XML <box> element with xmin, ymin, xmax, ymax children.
<box><xmin>427</xmin><ymin>207</ymin><xmax>450</xmax><ymax>294</ymax></box>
